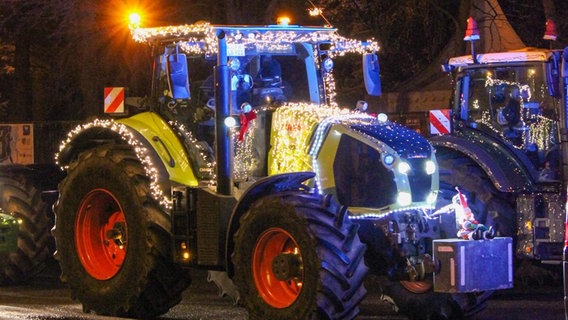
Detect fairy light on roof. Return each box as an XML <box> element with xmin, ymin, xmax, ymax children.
<box><xmin>130</xmin><ymin>22</ymin><xmax>379</xmax><ymax>56</ymax></box>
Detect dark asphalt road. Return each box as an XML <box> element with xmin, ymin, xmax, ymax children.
<box><xmin>0</xmin><ymin>262</ymin><xmax>563</xmax><ymax>320</ymax></box>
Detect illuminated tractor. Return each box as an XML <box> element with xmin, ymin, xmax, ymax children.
<box><xmin>431</xmin><ymin>18</ymin><xmax>568</xmax><ymax>270</ymax></box>
<box><xmin>0</xmin><ymin>165</ymin><xmax>59</xmax><ymax>284</ymax></box>
<box><xmin>53</xmin><ymin>19</ymin><xmax>505</xmax><ymax>319</ymax></box>
<box><xmin>0</xmin><ymin>207</ymin><xmax>19</xmax><ymax>254</ymax></box>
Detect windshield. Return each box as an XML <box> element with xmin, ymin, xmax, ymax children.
<box><xmin>155</xmin><ymin>44</ymin><xmax>313</xmax><ymax>114</ymax></box>
<box><xmin>458</xmin><ymin>63</ymin><xmax>561</xmax><ymax>181</ymax></box>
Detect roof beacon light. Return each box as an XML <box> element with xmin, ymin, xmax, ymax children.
<box><xmin>543</xmin><ymin>18</ymin><xmax>557</xmax><ymax>41</ymax></box>
<box><xmin>277</xmin><ymin>16</ymin><xmax>291</xmax><ymax>26</ymax></box>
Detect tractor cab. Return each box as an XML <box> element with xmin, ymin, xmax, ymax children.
<box><xmin>131</xmin><ymin>21</ymin><xmax>382</xmax><ymax>185</ymax></box>
<box><xmin>136</xmin><ymin>22</ymin><xmax>381</xmax><ymax>123</ymax></box>
<box><xmin>445</xmin><ymin>49</ymin><xmax>563</xmax><ymax>183</ymax></box>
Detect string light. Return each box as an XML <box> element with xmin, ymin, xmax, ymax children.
<box><xmin>234</xmin><ymin>113</ymin><xmax>259</xmax><ymax>181</ymax></box>
<box><xmin>268</xmin><ymin>103</ymin><xmax>359</xmax><ymax>175</ymax></box>
<box><xmin>309</xmin><ymin>8</ymin><xmax>323</xmax><ymax>17</ymax></box>
<box><xmin>481</xmin><ymin>74</ymin><xmax>557</xmax><ymax>152</ymax></box>
<box><xmin>168</xmin><ymin>120</ymin><xmax>216</xmax><ymax>184</ymax></box>
<box><xmin>131</xmin><ymin>22</ymin><xmax>379</xmax><ymax>56</ymax></box>
<box><xmin>55</xmin><ymin>119</ymin><xmax>172</xmax><ymax>209</ymax></box>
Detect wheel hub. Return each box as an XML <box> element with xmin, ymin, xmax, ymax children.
<box><xmin>106</xmin><ymin>221</ymin><xmax>127</xmax><ymax>247</ymax></box>
<box><xmin>253</xmin><ymin>227</ymin><xmax>304</xmax><ymax>308</ymax></box>
<box><xmin>75</xmin><ymin>189</ymin><xmax>128</xmax><ymax>280</ymax></box>
<box><xmin>272</xmin><ymin>253</ymin><xmax>302</xmax><ymax>281</ymax></box>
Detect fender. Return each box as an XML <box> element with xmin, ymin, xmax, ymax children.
<box><xmin>224</xmin><ymin>171</ymin><xmax>315</xmax><ymax>276</ymax></box>
<box><xmin>117</xmin><ymin>112</ymin><xmax>198</xmax><ymax>187</ymax></box>
<box><xmin>57</xmin><ymin>112</ymin><xmax>199</xmax><ymax>189</ymax></box>
<box><xmin>430</xmin><ymin>130</ymin><xmax>534</xmax><ymax>193</ymax></box>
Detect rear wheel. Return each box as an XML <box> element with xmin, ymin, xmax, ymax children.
<box><xmin>436</xmin><ymin>153</ymin><xmax>515</xmax><ymax>237</ymax></box>
<box><xmin>0</xmin><ymin>171</ymin><xmax>54</xmax><ymax>284</ymax></box>
<box><xmin>53</xmin><ymin>144</ymin><xmax>190</xmax><ymax>317</ymax></box>
<box><xmin>422</xmin><ymin>152</ymin><xmax>515</xmax><ymax>318</ymax></box>
<box><xmin>233</xmin><ymin>193</ymin><xmax>368</xmax><ymax>319</ymax></box>
<box><xmin>378</xmin><ymin>276</ymin><xmax>492</xmax><ymax>320</ymax></box>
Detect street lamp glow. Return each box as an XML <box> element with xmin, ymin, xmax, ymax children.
<box><xmin>129</xmin><ymin>12</ymin><xmax>142</xmax><ymax>28</ymax></box>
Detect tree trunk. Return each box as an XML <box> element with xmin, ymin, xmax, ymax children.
<box><xmin>395</xmin><ymin>0</ymin><xmax>526</xmax><ymax>92</ymax></box>
<box><xmin>386</xmin><ymin>0</ymin><xmax>528</xmax><ymax>114</ymax></box>
<box><xmin>471</xmin><ymin>0</ymin><xmax>525</xmax><ymax>53</ymax></box>
<box><xmin>392</xmin><ymin>0</ymin><xmax>472</xmax><ymax>93</ymax></box>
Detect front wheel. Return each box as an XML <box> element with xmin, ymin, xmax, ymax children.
<box><xmin>233</xmin><ymin>193</ymin><xmax>368</xmax><ymax>320</ymax></box>
<box><xmin>53</xmin><ymin>144</ymin><xmax>190</xmax><ymax>317</ymax></box>
<box><xmin>378</xmin><ymin>276</ymin><xmax>492</xmax><ymax>320</ymax></box>
<box><xmin>436</xmin><ymin>153</ymin><xmax>515</xmax><ymax>237</ymax></box>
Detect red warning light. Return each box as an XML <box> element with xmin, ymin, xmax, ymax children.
<box><xmin>464</xmin><ymin>17</ymin><xmax>480</xmax><ymax>41</ymax></box>
<box><xmin>543</xmin><ymin>18</ymin><xmax>557</xmax><ymax>41</ymax></box>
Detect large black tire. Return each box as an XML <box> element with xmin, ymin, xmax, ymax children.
<box><xmin>377</xmin><ymin>276</ymin><xmax>493</xmax><ymax>320</ymax></box>
<box><xmin>425</xmin><ymin>152</ymin><xmax>515</xmax><ymax>318</ymax></box>
<box><xmin>437</xmin><ymin>154</ymin><xmax>559</xmax><ymax>287</ymax></box>
<box><xmin>233</xmin><ymin>193</ymin><xmax>368</xmax><ymax>320</ymax></box>
<box><xmin>436</xmin><ymin>153</ymin><xmax>516</xmax><ymax>237</ymax></box>
<box><xmin>53</xmin><ymin>144</ymin><xmax>190</xmax><ymax>317</ymax></box>
<box><xmin>0</xmin><ymin>172</ymin><xmax>54</xmax><ymax>284</ymax></box>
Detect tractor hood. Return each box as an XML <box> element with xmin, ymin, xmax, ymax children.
<box><xmin>348</xmin><ymin>121</ymin><xmax>432</xmax><ymax>159</ymax></box>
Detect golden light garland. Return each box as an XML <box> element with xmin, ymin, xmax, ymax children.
<box><xmin>528</xmin><ymin>115</ymin><xmax>555</xmax><ymax>151</ymax></box>
<box><xmin>55</xmin><ymin>119</ymin><xmax>172</xmax><ymax>209</ymax></box>
<box><xmin>234</xmin><ymin>118</ymin><xmax>258</xmax><ymax>181</ymax></box>
<box><xmin>268</xmin><ymin>102</ymin><xmax>373</xmax><ymax>176</ymax></box>
<box><xmin>477</xmin><ymin>75</ymin><xmax>558</xmax><ymax>160</ymax></box>
<box><xmin>131</xmin><ymin>22</ymin><xmax>379</xmax><ymax>56</ymax></box>
<box><xmin>169</xmin><ymin>120</ymin><xmax>216</xmax><ymax>183</ymax></box>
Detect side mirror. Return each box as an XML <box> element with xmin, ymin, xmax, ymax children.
<box><xmin>563</xmin><ymin>47</ymin><xmax>568</xmax><ymax>78</ymax></box>
<box><xmin>167</xmin><ymin>54</ymin><xmax>191</xmax><ymax>100</ymax></box>
<box><xmin>546</xmin><ymin>51</ymin><xmax>561</xmax><ymax>98</ymax></box>
<box><xmin>363</xmin><ymin>53</ymin><xmax>381</xmax><ymax>96</ymax></box>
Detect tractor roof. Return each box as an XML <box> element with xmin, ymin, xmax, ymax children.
<box><xmin>448</xmin><ymin>47</ymin><xmax>557</xmax><ymax>67</ymax></box>
<box><xmin>131</xmin><ymin>21</ymin><xmax>378</xmax><ymax>55</ymax></box>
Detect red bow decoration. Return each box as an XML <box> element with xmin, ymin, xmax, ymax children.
<box><xmin>239</xmin><ymin>111</ymin><xmax>257</xmax><ymax>141</ymax></box>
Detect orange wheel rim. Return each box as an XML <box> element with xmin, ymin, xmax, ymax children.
<box><xmin>253</xmin><ymin>227</ymin><xmax>303</xmax><ymax>308</ymax></box>
<box><xmin>400</xmin><ymin>280</ymin><xmax>432</xmax><ymax>293</ymax></box>
<box><xmin>75</xmin><ymin>189</ymin><xmax>127</xmax><ymax>280</ymax></box>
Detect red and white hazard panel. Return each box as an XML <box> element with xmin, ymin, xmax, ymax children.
<box><xmin>104</xmin><ymin>87</ymin><xmax>125</xmax><ymax>114</ymax></box>
<box><xmin>429</xmin><ymin>109</ymin><xmax>452</xmax><ymax>135</ymax></box>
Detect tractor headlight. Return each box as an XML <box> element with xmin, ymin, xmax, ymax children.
<box><xmin>224</xmin><ymin>116</ymin><xmax>237</xmax><ymax>127</ymax></box>
<box><xmin>397</xmin><ymin>161</ymin><xmax>411</xmax><ymax>175</ymax></box>
<box><xmin>397</xmin><ymin>192</ymin><xmax>412</xmax><ymax>206</ymax></box>
<box><xmin>425</xmin><ymin>160</ymin><xmax>436</xmax><ymax>175</ymax></box>
<box><xmin>229</xmin><ymin>58</ymin><xmax>241</xmax><ymax>71</ymax></box>
<box><xmin>323</xmin><ymin>58</ymin><xmax>334</xmax><ymax>72</ymax></box>
<box><xmin>426</xmin><ymin>191</ymin><xmax>437</xmax><ymax>205</ymax></box>
<box><xmin>383</xmin><ymin>154</ymin><xmax>395</xmax><ymax>166</ymax></box>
